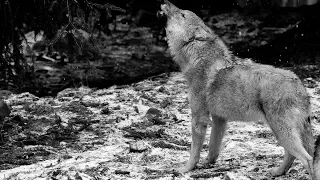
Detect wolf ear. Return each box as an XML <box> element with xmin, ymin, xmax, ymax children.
<box><xmin>194</xmin><ymin>25</ymin><xmax>214</xmax><ymax>41</ymax></box>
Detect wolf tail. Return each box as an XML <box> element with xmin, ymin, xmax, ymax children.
<box><xmin>314</xmin><ymin>135</ymin><xmax>320</xmax><ymax>179</ymax></box>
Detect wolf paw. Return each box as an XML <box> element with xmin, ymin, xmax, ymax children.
<box><xmin>204</xmin><ymin>157</ymin><xmax>217</xmax><ymax>165</ymax></box>
<box><xmin>176</xmin><ymin>165</ymin><xmax>194</xmax><ymax>174</ymax></box>
<box><xmin>269</xmin><ymin>167</ymin><xmax>285</xmax><ymax>177</ymax></box>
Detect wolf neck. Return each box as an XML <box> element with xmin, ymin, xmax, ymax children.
<box><xmin>168</xmin><ymin>36</ymin><xmax>233</xmax><ymax>85</ymax></box>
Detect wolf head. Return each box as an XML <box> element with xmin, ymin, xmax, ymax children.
<box><xmin>158</xmin><ymin>0</ymin><xmax>214</xmax><ymax>47</ymax></box>
<box><xmin>158</xmin><ymin>0</ymin><xmax>231</xmax><ymax>69</ymax></box>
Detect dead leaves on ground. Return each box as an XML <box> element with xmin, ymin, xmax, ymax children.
<box><xmin>1</xmin><ymin>73</ymin><xmax>320</xmax><ymax>180</ymax></box>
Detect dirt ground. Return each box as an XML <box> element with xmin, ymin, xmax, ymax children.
<box><xmin>0</xmin><ymin>72</ymin><xmax>320</xmax><ymax>180</ymax></box>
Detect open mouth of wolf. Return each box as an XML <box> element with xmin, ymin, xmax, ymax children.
<box><xmin>156</xmin><ymin>0</ymin><xmax>175</xmax><ymax>26</ymax></box>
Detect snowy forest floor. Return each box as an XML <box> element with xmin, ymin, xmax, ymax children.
<box><xmin>0</xmin><ymin>72</ymin><xmax>320</xmax><ymax>180</ymax></box>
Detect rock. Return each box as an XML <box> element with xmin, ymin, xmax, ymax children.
<box><xmin>288</xmin><ymin>168</ymin><xmax>298</xmax><ymax>174</ymax></box>
<box><xmin>101</xmin><ymin>107</ymin><xmax>111</xmax><ymax>115</ymax></box>
<box><xmin>157</xmin><ymin>86</ymin><xmax>169</xmax><ymax>94</ymax></box>
<box><xmin>129</xmin><ymin>141</ymin><xmax>149</xmax><ymax>153</ymax></box>
<box><xmin>145</xmin><ymin>107</ymin><xmax>166</xmax><ymax>125</ymax></box>
<box><xmin>113</xmin><ymin>105</ymin><xmax>121</xmax><ymax>110</ymax></box>
<box><xmin>81</xmin><ymin>95</ymin><xmax>101</xmax><ymax>107</ymax></box>
<box><xmin>114</xmin><ymin>169</ymin><xmax>130</xmax><ymax>175</ymax></box>
<box><xmin>160</xmin><ymin>97</ymin><xmax>172</xmax><ymax>108</ymax></box>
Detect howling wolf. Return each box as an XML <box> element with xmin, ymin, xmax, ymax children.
<box><xmin>158</xmin><ymin>0</ymin><xmax>320</xmax><ymax>179</ymax></box>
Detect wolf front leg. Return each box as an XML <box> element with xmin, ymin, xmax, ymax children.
<box><xmin>178</xmin><ymin>106</ymin><xmax>210</xmax><ymax>173</ymax></box>
<box><xmin>206</xmin><ymin>115</ymin><xmax>227</xmax><ymax>164</ymax></box>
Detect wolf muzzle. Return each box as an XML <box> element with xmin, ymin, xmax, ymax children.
<box><xmin>157</xmin><ymin>0</ymin><xmax>179</xmax><ymax>18</ymax></box>
<box><xmin>157</xmin><ymin>0</ymin><xmax>180</xmax><ymax>27</ymax></box>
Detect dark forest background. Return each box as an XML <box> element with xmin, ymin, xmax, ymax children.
<box><xmin>1</xmin><ymin>0</ymin><xmax>320</xmax><ymax>97</ymax></box>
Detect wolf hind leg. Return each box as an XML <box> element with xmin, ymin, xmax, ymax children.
<box><xmin>300</xmin><ymin>119</ymin><xmax>315</xmax><ymax>179</ymax></box>
<box><xmin>206</xmin><ymin>115</ymin><xmax>227</xmax><ymax>164</ymax></box>
<box><xmin>266</xmin><ymin>113</ymin><xmax>314</xmax><ymax>177</ymax></box>
<box><xmin>270</xmin><ymin>150</ymin><xmax>295</xmax><ymax>176</ymax></box>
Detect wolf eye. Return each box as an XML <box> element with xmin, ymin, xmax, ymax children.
<box><xmin>181</xmin><ymin>13</ymin><xmax>185</xmax><ymax>18</ymax></box>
